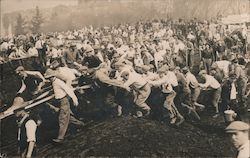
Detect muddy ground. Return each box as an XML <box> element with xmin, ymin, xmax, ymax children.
<box><xmin>0</xmin><ymin>61</ymin><xmax>249</xmax><ymax>157</ymax></box>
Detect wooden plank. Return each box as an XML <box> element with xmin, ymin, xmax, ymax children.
<box><xmin>0</xmin><ymin>84</ymin><xmax>91</xmax><ymax>120</ymax></box>
<box><xmin>0</xmin><ymin>95</ymin><xmax>55</xmax><ymax>120</ymax></box>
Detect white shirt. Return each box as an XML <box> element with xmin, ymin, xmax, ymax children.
<box><xmin>142</xmin><ymin>72</ymin><xmax>159</xmax><ymax>82</ymax></box>
<box><xmin>237</xmin><ymin>140</ymin><xmax>250</xmax><ymax>158</ymax></box>
<box><xmin>185</xmin><ymin>72</ymin><xmax>199</xmax><ymax>88</ymax></box>
<box><xmin>126</xmin><ymin>49</ymin><xmax>136</xmax><ymax>59</ymax></box>
<box><xmin>51</xmin><ymin>48</ymin><xmax>60</xmax><ymax>58</ymax></box>
<box><xmin>200</xmin><ymin>75</ymin><xmax>221</xmax><ymax>89</ymax></box>
<box><xmin>52</xmin><ymin>78</ymin><xmax>77</xmax><ymax>101</ymax></box>
<box><xmin>35</xmin><ymin>40</ymin><xmax>43</xmax><ymax>49</ymax></box>
<box><xmin>124</xmin><ymin>72</ymin><xmax>147</xmax><ymax>89</ymax></box>
<box><xmin>174</xmin><ymin>41</ymin><xmax>185</xmax><ymax>54</ymax></box>
<box><xmin>25</xmin><ymin>120</ymin><xmax>37</xmax><ymax>142</ymax></box>
<box><xmin>9</xmin><ymin>49</ymin><xmax>26</xmax><ymax>59</ymax></box>
<box><xmin>154</xmin><ymin>51</ymin><xmax>165</xmax><ymax>69</ymax></box>
<box><xmin>28</xmin><ymin>47</ymin><xmax>38</xmax><ymax>57</ymax></box>
<box><xmin>215</xmin><ymin>60</ymin><xmax>230</xmax><ymax>77</ymax></box>
<box><xmin>56</xmin><ymin>67</ymin><xmax>80</xmax><ymax>83</ymax></box>
<box><xmin>230</xmin><ymin>82</ymin><xmax>237</xmax><ymax>100</ymax></box>
<box><xmin>0</xmin><ymin>42</ymin><xmax>9</xmax><ymax>51</ymax></box>
<box><xmin>134</xmin><ymin>57</ymin><xmax>144</xmax><ymax>67</ymax></box>
<box><xmin>165</xmin><ymin>71</ymin><xmax>178</xmax><ymax>87</ymax></box>
<box><xmin>149</xmin><ymin>75</ymin><xmax>173</xmax><ymax>93</ymax></box>
<box><xmin>161</xmin><ymin>40</ymin><xmax>171</xmax><ymax>51</ymax></box>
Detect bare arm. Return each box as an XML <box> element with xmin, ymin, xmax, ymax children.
<box><xmin>26</xmin><ymin>141</ymin><xmax>35</xmax><ymax>158</ymax></box>
<box><xmin>96</xmin><ymin>71</ymin><xmax>124</xmax><ymax>88</ymax></box>
<box><xmin>25</xmin><ymin>71</ymin><xmax>46</xmax><ymax>82</ymax></box>
<box><xmin>17</xmin><ymin>80</ymin><xmax>26</xmax><ymax>94</ymax></box>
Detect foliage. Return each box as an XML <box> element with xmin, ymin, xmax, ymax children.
<box><xmin>30</xmin><ymin>6</ymin><xmax>43</xmax><ymax>34</ymax></box>
<box><xmin>15</xmin><ymin>14</ymin><xmax>26</xmax><ymax>35</ymax></box>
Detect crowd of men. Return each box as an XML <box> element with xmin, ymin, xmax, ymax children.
<box><xmin>0</xmin><ymin>18</ymin><xmax>249</xmax><ymax>157</ymax></box>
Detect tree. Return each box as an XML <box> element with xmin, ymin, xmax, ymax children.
<box><xmin>15</xmin><ymin>14</ymin><xmax>26</xmax><ymax>35</ymax></box>
<box><xmin>2</xmin><ymin>14</ymin><xmax>10</xmax><ymax>36</ymax></box>
<box><xmin>30</xmin><ymin>6</ymin><xmax>43</xmax><ymax>34</ymax></box>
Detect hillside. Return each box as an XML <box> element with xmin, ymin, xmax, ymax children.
<box><xmin>1</xmin><ymin>112</ymin><xmax>238</xmax><ymax>157</ymax></box>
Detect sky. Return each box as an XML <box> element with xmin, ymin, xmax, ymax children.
<box><xmin>1</xmin><ymin>0</ymin><xmax>78</xmax><ymax>14</ymax></box>
<box><xmin>0</xmin><ymin>0</ymin><xmax>78</xmax><ymax>36</ymax></box>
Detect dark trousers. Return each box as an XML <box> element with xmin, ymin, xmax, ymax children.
<box><xmin>37</xmin><ymin>49</ymin><xmax>46</xmax><ymax>66</ymax></box>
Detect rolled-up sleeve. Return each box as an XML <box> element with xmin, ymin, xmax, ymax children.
<box><xmin>25</xmin><ymin>120</ymin><xmax>37</xmax><ymax>142</ymax></box>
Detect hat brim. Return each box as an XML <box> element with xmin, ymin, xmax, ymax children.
<box><xmin>44</xmin><ymin>74</ymin><xmax>54</xmax><ymax>78</ymax></box>
<box><xmin>225</xmin><ymin>129</ymin><xmax>249</xmax><ymax>133</ymax></box>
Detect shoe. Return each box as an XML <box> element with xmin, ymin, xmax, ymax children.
<box><xmin>133</xmin><ymin>111</ymin><xmax>143</xmax><ymax>118</ymax></box>
<box><xmin>80</xmin><ymin>122</ymin><xmax>85</xmax><ymax>126</ymax></box>
<box><xmin>144</xmin><ymin>109</ymin><xmax>151</xmax><ymax>116</ymax></box>
<box><xmin>176</xmin><ymin>116</ymin><xmax>185</xmax><ymax>126</ymax></box>
<box><xmin>170</xmin><ymin>117</ymin><xmax>177</xmax><ymax>124</ymax></box>
<box><xmin>117</xmin><ymin>105</ymin><xmax>122</xmax><ymax>117</ymax></box>
<box><xmin>190</xmin><ymin>108</ymin><xmax>201</xmax><ymax>120</ymax></box>
<box><xmin>212</xmin><ymin>113</ymin><xmax>220</xmax><ymax>118</ymax></box>
<box><xmin>52</xmin><ymin>138</ymin><xmax>63</xmax><ymax>143</ymax></box>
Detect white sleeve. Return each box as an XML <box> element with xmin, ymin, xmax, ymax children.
<box><xmin>60</xmin><ymin>80</ymin><xmax>78</xmax><ymax>101</ymax></box>
<box><xmin>25</xmin><ymin>120</ymin><xmax>37</xmax><ymax>142</ymax></box>
<box><xmin>17</xmin><ymin>80</ymin><xmax>26</xmax><ymax>94</ymax></box>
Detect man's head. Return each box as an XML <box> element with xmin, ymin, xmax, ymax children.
<box><xmin>14</xmin><ymin>108</ymin><xmax>27</xmax><ymax>118</ymax></box>
<box><xmin>174</xmin><ymin>66</ymin><xmax>181</xmax><ymax>73</ymax></box>
<box><xmin>15</xmin><ymin>66</ymin><xmax>27</xmax><ymax>78</ymax></box>
<box><xmin>157</xmin><ymin>65</ymin><xmax>169</xmax><ymax>78</ymax></box>
<box><xmin>198</xmin><ymin>70</ymin><xmax>207</xmax><ymax>79</ymax></box>
<box><xmin>229</xmin><ymin>73</ymin><xmax>237</xmax><ymax>82</ymax></box>
<box><xmin>120</xmin><ymin>71</ymin><xmax>130</xmax><ymax>81</ymax></box>
<box><xmin>182</xmin><ymin>67</ymin><xmax>189</xmax><ymax>74</ymax></box>
<box><xmin>44</xmin><ymin>68</ymin><xmax>56</xmax><ymax>81</ymax></box>
<box><xmin>225</xmin><ymin>121</ymin><xmax>249</xmax><ymax>149</ymax></box>
<box><xmin>50</xmin><ymin>60</ymin><xmax>60</xmax><ymax>69</ymax></box>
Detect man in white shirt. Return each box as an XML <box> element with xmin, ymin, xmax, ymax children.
<box><xmin>212</xmin><ymin>60</ymin><xmax>231</xmax><ymax>78</ymax></box>
<box><xmin>35</xmin><ymin>36</ymin><xmax>46</xmax><ymax>66</ymax></box>
<box><xmin>27</xmin><ymin>44</ymin><xmax>38</xmax><ymax>57</ymax></box>
<box><xmin>148</xmin><ymin>66</ymin><xmax>184</xmax><ymax>126</ymax></box>
<box><xmin>182</xmin><ymin>67</ymin><xmax>201</xmax><ymax>108</ymax></box>
<box><xmin>45</xmin><ymin>70</ymin><xmax>78</xmax><ymax>143</ymax></box>
<box><xmin>225</xmin><ymin>121</ymin><xmax>249</xmax><ymax>158</ymax></box>
<box><xmin>120</xmin><ymin>70</ymin><xmax>151</xmax><ymax>117</ymax></box>
<box><xmin>49</xmin><ymin>61</ymin><xmax>81</xmax><ymax>87</ymax></box>
<box><xmin>133</xmin><ymin>52</ymin><xmax>144</xmax><ymax>67</ymax></box>
<box><xmin>199</xmin><ymin>70</ymin><xmax>221</xmax><ymax>118</ymax></box>
<box><xmin>9</xmin><ymin>47</ymin><xmax>27</xmax><ymax>59</ymax></box>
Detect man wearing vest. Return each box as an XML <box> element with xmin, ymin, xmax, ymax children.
<box><xmin>4</xmin><ymin>66</ymin><xmax>46</xmax><ymax>114</ymax></box>
<box><xmin>234</xmin><ymin>58</ymin><xmax>247</xmax><ymax>107</ymax></box>
<box><xmin>35</xmin><ymin>35</ymin><xmax>46</xmax><ymax>66</ymax></box>
<box><xmin>14</xmin><ymin>108</ymin><xmax>41</xmax><ymax>158</ymax></box>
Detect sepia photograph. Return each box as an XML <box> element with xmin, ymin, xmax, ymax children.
<box><xmin>0</xmin><ymin>0</ymin><xmax>249</xmax><ymax>157</ymax></box>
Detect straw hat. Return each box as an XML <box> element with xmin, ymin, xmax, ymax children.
<box><xmin>44</xmin><ymin>69</ymin><xmax>56</xmax><ymax>78</ymax></box>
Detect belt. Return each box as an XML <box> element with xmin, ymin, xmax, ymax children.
<box><xmin>57</xmin><ymin>95</ymin><xmax>67</xmax><ymax>100</ymax></box>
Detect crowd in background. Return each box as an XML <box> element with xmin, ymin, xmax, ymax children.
<box><xmin>0</xmin><ymin>18</ymin><xmax>250</xmax><ymax>156</ymax></box>
<box><xmin>1</xmin><ymin>18</ymin><xmax>250</xmax><ymax>117</ymax></box>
